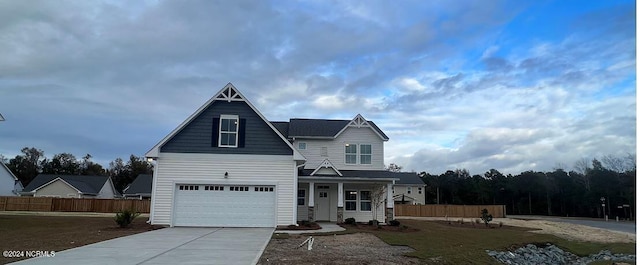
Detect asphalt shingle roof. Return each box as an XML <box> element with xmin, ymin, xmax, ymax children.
<box><xmin>124</xmin><ymin>174</ymin><xmax>153</xmax><ymax>195</ymax></box>
<box><xmin>301</xmin><ymin>169</ymin><xmax>423</xmax><ymax>184</ymax></box>
<box><xmin>24</xmin><ymin>174</ymin><xmax>110</xmax><ymax>194</ymax></box>
<box><xmin>270</xmin><ymin>118</ymin><xmax>388</xmax><ymax>140</ymax></box>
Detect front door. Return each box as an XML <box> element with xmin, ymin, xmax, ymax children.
<box><xmin>316</xmin><ymin>185</ymin><xmax>330</xmax><ymax>221</ymax></box>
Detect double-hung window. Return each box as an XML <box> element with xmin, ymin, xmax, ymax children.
<box><xmin>360</xmin><ymin>144</ymin><xmax>372</xmax><ymax>164</ymax></box>
<box><xmin>345</xmin><ymin>190</ymin><xmax>357</xmax><ymax>211</ymax></box>
<box><xmin>219</xmin><ymin>115</ymin><xmax>239</xmax><ymax>147</ymax></box>
<box><xmin>360</xmin><ymin>191</ymin><xmax>372</xmax><ymax>211</ymax></box>
<box><xmin>345</xmin><ymin>144</ymin><xmax>357</xmax><ymax>164</ymax></box>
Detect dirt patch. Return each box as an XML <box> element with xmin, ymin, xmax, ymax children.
<box><xmin>0</xmin><ymin>215</ymin><xmax>162</xmax><ymax>264</ymax></box>
<box><xmin>258</xmin><ymin>233</ymin><xmax>420</xmax><ymax>265</ymax></box>
<box><xmin>399</xmin><ymin>217</ymin><xmax>635</xmax><ymax>243</ymax></box>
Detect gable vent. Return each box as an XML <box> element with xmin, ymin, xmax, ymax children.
<box><xmin>215</xmin><ymin>85</ymin><xmax>245</xmax><ymax>102</ymax></box>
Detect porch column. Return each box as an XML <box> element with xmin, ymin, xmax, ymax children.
<box><xmin>386</xmin><ymin>183</ymin><xmax>394</xmax><ymax>223</ymax></box>
<box><xmin>308</xmin><ymin>182</ymin><xmax>315</xmax><ymax>221</ymax></box>
<box><xmin>337</xmin><ymin>182</ymin><xmax>344</xmax><ymax>223</ymax></box>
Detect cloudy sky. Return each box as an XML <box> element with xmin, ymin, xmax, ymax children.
<box><xmin>0</xmin><ymin>0</ymin><xmax>635</xmax><ymax>175</ymax></box>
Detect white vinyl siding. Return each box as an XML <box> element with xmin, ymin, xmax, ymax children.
<box><xmin>151</xmin><ymin>152</ymin><xmax>297</xmax><ymax>227</ymax></box>
<box><xmin>342</xmin><ymin>184</ymin><xmax>386</xmax><ymax>222</ymax></box>
<box><xmin>96</xmin><ymin>179</ymin><xmax>116</xmax><ymax>199</ymax></box>
<box><xmin>295</xmin><ymin>127</ymin><xmax>384</xmax><ymax>171</ymax></box>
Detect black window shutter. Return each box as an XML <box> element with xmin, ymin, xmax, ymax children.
<box><xmin>238</xmin><ymin>119</ymin><xmax>246</xmax><ymax>148</ymax></box>
<box><xmin>212</xmin><ymin>118</ymin><xmax>220</xmax><ymax>147</ymax></box>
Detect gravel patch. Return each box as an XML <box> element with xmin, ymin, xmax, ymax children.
<box><xmin>258</xmin><ymin>233</ymin><xmax>420</xmax><ymax>265</ymax></box>
<box><xmin>487</xmin><ymin>244</ymin><xmax>636</xmax><ymax>265</ymax></box>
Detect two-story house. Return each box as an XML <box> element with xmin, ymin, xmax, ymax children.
<box><xmin>146</xmin><ymin>83</ymin><xmax>417</xmax><ymax>228</ymax></box>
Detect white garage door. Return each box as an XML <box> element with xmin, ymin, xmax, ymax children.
<box><xmin>173</xmin><ymin>184</ymin><xmax>276</xmax><ymax>227</ymax></box>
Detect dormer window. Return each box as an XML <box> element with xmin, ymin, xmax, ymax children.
<box><xmin>219</xmin><ymin>114</ymin><xmax>239</xmax><ymax>147</ymax></box>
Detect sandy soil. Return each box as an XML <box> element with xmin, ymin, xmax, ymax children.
<box><xmin>398</xmin><ymin>217</ymin><xmax>636</xmax><ymax>243</ymax></box>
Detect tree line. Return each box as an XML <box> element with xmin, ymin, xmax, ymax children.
<box><xmin>1</xmin><ymin>147</ymin><xmax>152</xmax><ymax>193</ymax></box>
<box><xmin>415</xmin><ymin>154</ymin><xmax>635</xmax><ymax>219</ymax></box>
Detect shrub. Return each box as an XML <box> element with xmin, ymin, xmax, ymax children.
<box><xmin>481</xmin><ymin>209</ymin><xmax>493</xmax><ymax>227</ymax></box>
<box><xmin>458</xmin><ymin>219</ymin><xmax>464</xmax><ymax>225</ymax></box>
<box><xmin>499</xmin><ymin>221</ymin><xmax>504</xmax><ymax>228</ymax></box>
<box><xmin>344</xmin><ymin>217</ymin><xmax>356</xmax><ymax>225</ymax></box>
<box><xmin>115</xmin><ymin>209</ymin><xmax>140</xmax><ymax>228</ymax></box>
<box><xmin>368</xmin><ymin>220</ymin><xmax>380</xmax><ymax>226</ymax></box>
<box><xmin>389</xmin><ymin>219</ymin><xmax>401</xmax><ymax>226</ymax></box>
<box><xmin>475</xmin><ymin>218</ymin><xmax>481</xmax><ymax>224</ymax></box>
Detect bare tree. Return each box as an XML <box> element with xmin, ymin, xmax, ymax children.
<box><xmin>370</xmin><ymin>184</ymin><xmax>387</xmax><ymax>222</ymax></box>
<box><xmin>385</xmin><ymin>163</ymin><xmax>403</xmax><ymax>172</ymax></box>
<box><xmin>573</xmin><ymin>158</ymin><xmax>591</xmax><ymax>191</ymax></box>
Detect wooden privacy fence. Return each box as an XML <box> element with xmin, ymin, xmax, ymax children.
<box><xmin>0</xmin><ymin>197</ymin><xmax>150</xmax><ymax>213</ymax></box>
<box><xmin>395</xmin><ymin>204</ymin><xmax>506</xmax><ymax>218</ymax></box>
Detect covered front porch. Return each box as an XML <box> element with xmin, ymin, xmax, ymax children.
<box><xmin>297</xmin><ymin>176</ymin><xmax>396</xmax><ymax>223</ymax></box>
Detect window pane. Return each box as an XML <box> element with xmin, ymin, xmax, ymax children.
<box><xmin>361</xmin><ymin>155</ymin><xmax>371</xmax><ymax>164</ymax></box>
<box><xmin>297</xmin><ymin>198</ymin><xmax>305</xmax><ymax>206</ymax></box>
<box><xmin>298</xmin><ymin>143</ymin><xmax>306</xmax><ymax>150</ymax></box>
<box><xmin>346</xmin><ymin>154</ymin><xmax>356</xmax><ymax>164</ymax></box>
<box><xmin>345</xmin><ymin>144</ymin><xmax>357</xmax><ymax>154</ymax></box>
<box><xmin>298</xmin><ymin>189</ymin><xmax>305</xmax><ymax>197</ymax></box>
<box><xmin>346</xmin><ymin>201</ymin><xmax>356</xmax><ymax>211</ymax></box>
<box><xmin>361</xmin><ymin>144</ymin><xmax>371</xmax><ymax>154</ymax></box>
<box><xmin>360</xmin><ymin>191</ymin><xmax>371</xmax><ymax>201</ymax></box>
<box><xmin>345</xmin><ymin>191</ymin><xmax>357</xmax><ymax>200</ymax></box>
<box><xmin>221</xmin><ymin>119</ymin><xmax>230</xmax><ymax>131</ymax></box>
<box><xmin>228</xmin><ymin>119</ymin><xmax>237</xmax><ymax>132</ymax></box>
<box><xmin>361</xmin><ymin>202</ymin><xmax>371</xmax><ymax>211</ymax></box>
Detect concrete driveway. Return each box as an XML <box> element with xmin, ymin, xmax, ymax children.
<box><xmin>13</xmin><ymin>227</ymin><xmax>274</xmax><ymax>265</ymax></box>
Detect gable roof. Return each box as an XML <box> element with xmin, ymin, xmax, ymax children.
<box><xmin>310</xmin><ymin>159</ymin><xmax>343</xmax><ymax>176</ymax></box>
<box><xmin>271</xmin><ymin>114</ymin><xmax>389</xmax><ymax>141</ymax></box>
<box><xmin>123</xmin><ymin>174</ymin><xmax>152</xmax><ymax>195</ymax></box>
<box><xmin>145</xmin><ymin>83</ymin><xmax>305</xmax><ymax>161</ymax></box>
<box><xmin>24</xmin><ymin>174</ymin><xmax>111</xmax><ymax>195</ymax></box>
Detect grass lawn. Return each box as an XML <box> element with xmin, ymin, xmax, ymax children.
<box><xmin>344</xmin><ymin>219</ymin><xmax>635</xmax><ymax>264</ymax></box>
<box><xmin>0</xmin><ymin>214</ymin><xmax>160</xmax><ymax>264</ymax></box>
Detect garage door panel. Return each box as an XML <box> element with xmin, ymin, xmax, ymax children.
<box><xmin>174</xmin><ymin>185</ymin><xmax>275</xmax><ymax>227</ymax></box>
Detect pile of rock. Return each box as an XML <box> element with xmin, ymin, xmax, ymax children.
<box><xmin>486</xmin><ymin>244</ymin><xmax>635</xmax><ymax>265</ymax></box>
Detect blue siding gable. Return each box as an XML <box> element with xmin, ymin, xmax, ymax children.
<box><xmin>160</xmin><ymin>100</ymin><xmax>292</xmax><ymax>155</ymax></box>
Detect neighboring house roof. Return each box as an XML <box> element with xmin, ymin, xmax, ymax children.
<box><xmin>123</xmin><ymin>174</ymin><xmax>152</xmax><ymax>196</ymax></box>
<box><xmin>394</xmin><ymin>173</ymin><xmax>426</xmax><ymax>185</ymax></box>
<box><xmin>24</xmin><ymin>174</ymin><xmax>111</xmax><ymax>195</ymax></box>
<box><xmin>270</xmin><ymin>114</ymin><xmax>389</xmax><ymax>141</ymax></box>
<box><xmin>145</xmin><ymin>83</ymin><xmax>305</xmax><ymax>161</ymax></box>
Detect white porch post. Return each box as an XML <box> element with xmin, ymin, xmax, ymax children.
<box><xmin>386</xmin><ymin>183</ymin><xmax>393</xmax><ymax>208</ymax></box>
<box><xmin>337</xmin><ymin>182</ymin><xmax>344</xmax><ymax>223</ymax></box>
<box><xmin>308</xmin><ymin>182</ymin><xmax>315</xmax><ymax>221</ymax></box>
<box><xmin>386</xmin><ymin>183</ymin><xmax>394</xmax><ymax>222</ymax></box>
